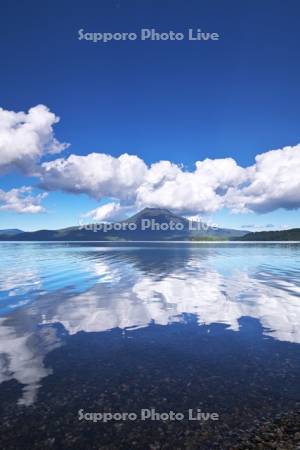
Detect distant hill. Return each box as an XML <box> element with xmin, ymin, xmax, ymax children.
<box><xmin>236</xmin><ymin>228</ymin><xmax>300</xmax><ymax>241</ymax></box>
<box><xmin>0</xmin><ymin>208</ymin><xmax>247</xmax><ymax>241</ymax></box>
<box><xmin>0</xmin><ymin>229</ymin><xmax>23</xmax><ymax>236</ymax></box>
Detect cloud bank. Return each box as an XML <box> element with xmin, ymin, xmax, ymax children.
<box><xmin>40</xmin><ymin>144</ymin><xmax>300</xmax><ymax>218</ymax></box>
<box><xmin>1</xmin><ymin>104</ymin><xmax>300</xmax><ymax>217</ymax></box>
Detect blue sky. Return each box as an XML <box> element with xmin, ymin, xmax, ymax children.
<box><xmin>0</xmin><ymin>0</ymin><xmax>300</xmax><ymax>230</ymax></box>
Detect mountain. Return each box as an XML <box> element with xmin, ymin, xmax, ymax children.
<box><xmin>0</xmin><ymin>208</ymin><xmax>247</xmax><ymax>241</ymax></box>
<box><xmin>0</xmin><ymin>229</ymin><xmax>23</xmax><ymax>236</ymax></box>
<box><xmin>236</xmin><ymin>228</ymin><xmax>300</xmax><ymax>241</ymax></box>
<box><xmin>121</xmin><ymin>208</ymin><xmax>246</xmax><ymax>239</ymax></box>
<box><xmin>122</xmin><ymin>208</ymin><xmax>189</xmax><ymax>227</ymax></box>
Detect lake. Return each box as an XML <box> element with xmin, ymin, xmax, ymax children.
<box><xmin>0</xmin><ymin>242</ymin><xmax>300</xmax><ymax>449</ymax></box>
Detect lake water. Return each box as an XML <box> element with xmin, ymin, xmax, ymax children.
<box><xmin>0</xmin><ymin>242</ymin><xmax>300</xmax><ymax>449</ymax></box>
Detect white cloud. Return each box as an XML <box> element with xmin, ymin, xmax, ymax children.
<box><xmin>0</xmin><ymin>187</ymin><xmax>47</xmax><ymax>213</ymax></box>
<box><xmin>0</xmin><ymin>104</ymin><xmax>69</xmax><ymax>173</ymax></box>
<box><xmin>1</xmin><ymin>106</ymin><xmax>299</xmax><ymax>217</ymax></box>
<box><xmin>136</xmin><ymin>157</ymin><xmax>246</xmax><ymax>214</ymax></box>
<box><xmin>37</xmin><ymin>142</ymin><xmax>300</xmax><ymax>215</ymax></box>
<box><xmin>225</xmin><ymin>144</ymin><xmax>300</xmax><ymax>213</ymax></box>
<box><xmin>40</xmin><ymin>152</ymin><xmax>147</xmax><ymax>201</ymax></box>
<box><xmin>40</xmin><ymin>154</ymin><xmax>248</xmax><ymax>215</ymax></box>
<box><xmin>82</xmin><ymin>202</ymin><xmax>134</xmax><ymax>222</ymax></box>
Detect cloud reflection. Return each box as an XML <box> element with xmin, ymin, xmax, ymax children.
<box><xmin>42</xmin><ymin>257</ymin><xmax>300</xmax><ymax>343</ymax></box>
<box><xmin>0</xmin><ymin>319</ymin><xmax>61</xmax><ymax>405</ymax></box>
<box><xmin>0</xmin><ymin>243</ymin><xmax>300</xmax><ymax>405</ymax></box>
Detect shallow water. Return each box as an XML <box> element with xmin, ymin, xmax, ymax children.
<box><xmin>0</xmin><ymin>242</ymin><xmax>300</xmax><ymax>448</ymax></box>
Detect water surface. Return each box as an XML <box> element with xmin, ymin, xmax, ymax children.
<box><xmin>0</xmin><ymin>242</ymin><xmax>300</xmax><ymax>449</ymax></box>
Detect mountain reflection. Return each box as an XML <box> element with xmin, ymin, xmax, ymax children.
<box><xmin>0</xmin><ymin>243</ymin><xmax>300</xmax><ymax>404</ymax></box>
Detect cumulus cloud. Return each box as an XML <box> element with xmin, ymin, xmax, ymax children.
<box><xmin>135</xmin><ymin>157</ymin><xmax>246</xmax><ymax>214</ymax></box>
<box><xmin>40</xmin><ymin>153</ymin><xmax>147</xmax><ymax>201</ymax></box>
<box><xmin>225</xmin><ymin>144</ymin><xmax>300</xmax><ymax>213</ymax></box>
<box><xmin>38</xmin><ymin>142</ymin><xmax>300</xmax><ymax>216</ymax></box>
<box><xmin>40</xmin><ymin>154</ymin><xmax>248</xmax><ymax>215</ymax></box>
<box><xmin>0</xmin><ymin>187</ymin><xmax>47</xmax><ymax>213</ymax></box>
<box><xmin>1</xmin><ymin>105</ymin><xmax>298</xmax><ymax>217</ymax></box>
<box><xmin>38</xmin><ymin>143</ymin><xmax>300</xmax><ymax>216</ymax></box>
<box><xmin>0</xmin><ymin>104</ymin><xmax>69</xmax><ymax>173</ymax></box>
<box><xmin>82</xmin><ymin>202</ymin><xmax>134</xmax><ymax>222</ymax></box>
